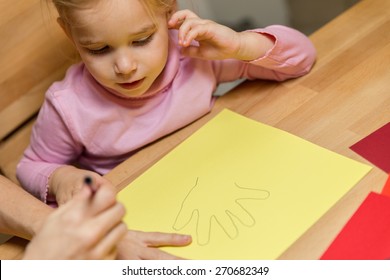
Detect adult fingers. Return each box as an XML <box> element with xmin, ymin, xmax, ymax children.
<box><xmin>89</xmin><ymin>202</ymin><xmax>126</xmax><ymax>239</ymax></box>
<box><xmin>88</xmin><ymin>222</ymin><xmax>128</xmax><ymax>259</ymax></box>
<box><xmin>87</xmin><ymin>183</ymin><xmax>118</xmax><ymax>216</ymax></box>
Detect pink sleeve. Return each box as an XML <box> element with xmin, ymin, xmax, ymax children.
<box><xmin>213</xmin><ymin>25</ymin><xmax>316</xmax><ymax>82</ymax></box>
<box><xmin>16</xmin><ymin>92</ymin><xmax>83</xmax><ymax>203</ymax></box>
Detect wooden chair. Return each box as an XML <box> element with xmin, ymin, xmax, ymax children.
<box><xmin>0</xmin><ymin>0</ymin><xmax>76</xmax><ymax>184</ymax></box>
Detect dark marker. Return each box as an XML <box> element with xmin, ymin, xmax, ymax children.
<box><xmin>84</xmin><ymin>175</ymin><xmax>97</xmax><ymax>195</ymax></box>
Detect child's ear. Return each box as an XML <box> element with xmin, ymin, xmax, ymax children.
<box><xmin>57</xmin><ymin>17</ymin><xmax>75</xmax><ymax>44</ymax></box>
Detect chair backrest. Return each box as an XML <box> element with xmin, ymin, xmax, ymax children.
<box><xmin>0</xmin><ymin>0</ymin><xmax>77</xmax><ymax>183</ymax></box>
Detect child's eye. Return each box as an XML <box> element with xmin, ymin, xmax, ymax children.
<box><xmin>87</xmin><ymin>46</ymin><xmax>110</xmax><ymax>55</ymax></box>
<box><xmin>132</xmin><ymin>34</ymin><xmax>154</xmax><ymax>46</ymax></box>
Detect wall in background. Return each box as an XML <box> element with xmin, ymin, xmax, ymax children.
<box><xmin>286</xmin><ymin>0</ymin><xmax>360</xmax><ymax>34</ymax></box>
<box><xmin>177</xmin><ymin>0</ymin><xmax>288</xmax><ymax>31</ymax></box>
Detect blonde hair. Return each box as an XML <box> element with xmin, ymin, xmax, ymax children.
<box><xmin>49</xmin><ymin>0</ymin><xmax>176</xmax><ymax>26</ymax></box>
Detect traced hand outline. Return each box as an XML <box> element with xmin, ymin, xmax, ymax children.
<box><xmin>172</xmin><ymin>177</ymin><xmax>270</xmax><ymax>246</ymax></box>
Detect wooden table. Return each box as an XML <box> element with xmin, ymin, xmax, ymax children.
<box><xmin>1</xmin><ymin>0</ymin><xmax>389</xmax><ymax>259</ymax></box>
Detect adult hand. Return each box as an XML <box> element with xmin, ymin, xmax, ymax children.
<box><xmin>23</xmin><ymin>184</ymin><xmax>127</xmax><ymax>259</ymax></box>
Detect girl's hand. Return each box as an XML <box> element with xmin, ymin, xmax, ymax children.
<box><xmin>49</xmin><ymin>165</ymin><xmax>115</xmax><ymax>206</ymax></box>
<box><xmin>116</xmin><ymin>230</ymin><xmax>192</xmax><ymax>260</ymax></box>
<box><xmin>168</xmin><ymin>10</ymin><xmax>274</xmax><ymax>61</ymax></box>
<box><xmin>23</xmin><ymin>184</ymin><xmax>127</xmax><ymax>259</ymax></box>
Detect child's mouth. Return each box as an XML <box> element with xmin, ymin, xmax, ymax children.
<box><xmin>118</xmin><ymin>78</ymin><xmax>144</xmax><ymax>90</ymax></box>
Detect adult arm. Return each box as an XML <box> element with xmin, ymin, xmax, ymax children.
<box><xmin>0</xmin><ymin>176</ymin><xmax>52</xmax><ymax>240</ymax></box>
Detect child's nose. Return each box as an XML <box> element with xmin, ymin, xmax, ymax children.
<box><xmin>114</xmin><ymin>51</ymin><xmax>137</xmax><ymax>75</ymax></box>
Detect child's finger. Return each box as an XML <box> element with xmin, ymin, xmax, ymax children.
<box><xmin>168</xmin><ymin>9</ymin><xmax>199</xmax><ymax>29</ymax></box>
<box><xmin>135</xmin><ymin>231</ymin><xmax>192</xmax><ymax>247</ymax></box>
<box><xmin>180</xmin><ymin>22</ymin><xmax>211</xmax><ymax>46</ymax></box>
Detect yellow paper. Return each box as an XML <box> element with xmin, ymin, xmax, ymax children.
<box><xmin>118</xmin><ymin>109</ymin><xmax>371</xmax><ymax>259</ymax></box>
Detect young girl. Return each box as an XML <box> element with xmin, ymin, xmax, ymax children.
<box><xmin>17</xmin><ymin>0</ymin><xmax>316</xmax><ymax>205</ymax></box>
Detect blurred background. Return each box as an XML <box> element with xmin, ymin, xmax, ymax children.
<box><xmin>177</xmin><ymin>0</ymin><xmax>360</xmax><ymax>35</ymax></box>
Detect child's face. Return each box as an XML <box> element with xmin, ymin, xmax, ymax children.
<box><xmin>64</xmin><ymin>0</ymin><xmax>170</xmax><ymax>97</ymax></box>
